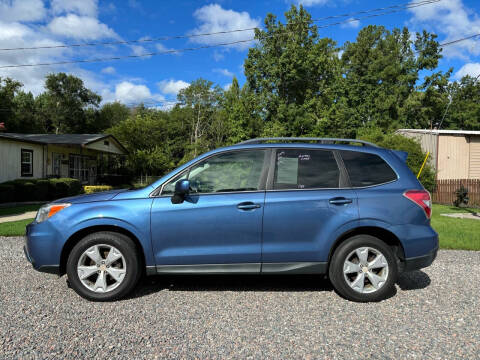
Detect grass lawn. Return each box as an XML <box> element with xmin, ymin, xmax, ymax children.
<box><xmin>0</xmin><ymin>204</ymin><xmax>478</xmax><ymax>251</ymax></box>
<box><xmin>431</xmin><ymin>204</ymin><xmax>480</xmax><ymax>251</ymax></box>
<box><xmin>0</xmin><ymin>218</ymin><xmax>32</xmax><ymax>237</ymax></box>
<box><xmin>0</xmin><ymin>204</ymin><xmax>42</xmax><ymax>217</ymax></box>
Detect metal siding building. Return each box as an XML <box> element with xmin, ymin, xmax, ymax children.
<box><xmin>397</xmin><ymin>129</ymin><xmax>480</xmax><ymax>180</ymax></box>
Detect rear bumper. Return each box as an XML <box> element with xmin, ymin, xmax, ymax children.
<box><xmin>402</xmin><ymin>246</ymin><xmax>438</xmax><ymax>272</ymax></box>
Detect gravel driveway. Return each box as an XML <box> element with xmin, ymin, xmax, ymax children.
<box><xmin>1</xmin><ymin>236</ymin><xmax>479</xmax><ymax>359</ymax></box>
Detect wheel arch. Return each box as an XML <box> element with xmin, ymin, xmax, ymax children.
<box><xmin>60</xmin><ymin>225</ymin><xmax>147</xmax><ymax>276</ymax></box>
<box><xmin>328</xmin><ymin>226</ymin><xmax>405</xmax><ymax>267</ymax></box>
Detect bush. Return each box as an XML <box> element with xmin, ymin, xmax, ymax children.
<box><xmin>0</xmin><ymin>177</ymin><xmax>83</xmax><ymax>203</ymax></box>
<box><xmin>35</xmin><ymin>180</ymin><xmax>50</xmax><ymax>201</ymax></box>
<box><xmin>358</xmin><ymin>127</ymin><xmax>436</xmax><ymax>192</ymax></box>
<box><xmin>454</xmin><ymin>185</ymin><xmax>469</xmax><ymax>207</ymax></box>
<box><xmin>0</xmin><ymin>184</ymin><xmax>15</xmax><ymax>203</ymax></box>
<box><xmin>84</xmin><ymin>185</ymin><xmax>113</xmax><ymax>194</ymax></box>
<box><xmin>48</xmin><ymin>178</ymin><xmax>82</xmax><ymax>198</ymax></box>
<box><xmin>5</xmin><ymin>180</ymin><xmax>37</xmax><ymax>201</ymax></box>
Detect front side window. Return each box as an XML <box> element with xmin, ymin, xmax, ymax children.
<box><xmin>273</xmin><ymin>149</ymin><xmax>340</xmax><ymax>190</ymax></box>
<box><xmin>161</xmin><ymin>150</ymin><xmax>267</xmax><ymax>195</ymax></box>
<box><xmin>21</xmin><ymin>149</ymin><xmax>33</xmax><ymax>177</ymax></box>
<box><xmin>340</xmin><ymin>150</ymin><xmax>397</xmax><ymax>187</ymax></box>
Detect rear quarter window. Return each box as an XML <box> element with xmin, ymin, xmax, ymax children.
<box><xmin>340</xmin><ymin>150</ymin><xmax>397</xmax><ymax>187</ymax></box>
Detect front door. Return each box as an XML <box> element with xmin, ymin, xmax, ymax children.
<box><xmin>262</xmin><ymin>148</ymin><xmax>358</xmax><ymax>269</ymax></box>
<box><xmin>151</xmin><ymin>149</ymin><xmax>269</xmax><ymax>272</ymax></box>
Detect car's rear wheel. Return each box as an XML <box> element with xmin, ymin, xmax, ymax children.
<box><xmin>66</xmin><ymin>231</ymin><xmax>141</xmax><ymax>301</ymax></box>
<box><xmin>329</xmin><ymin>235</ymin><xmax>398</xmax><ymax>302</ymax></box>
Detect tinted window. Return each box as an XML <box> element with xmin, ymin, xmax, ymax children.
<box><xmin>273</xmin><ymin>149</ymin><xmax>340</xmax><ymax>189</ymax></box>
<box><xmin>162</xmin><ymin>150</ymin><xmax>266</xmax><ymax>195</ymax></box>
<box><xmin>340</xmin><ymin>150</ymin><xmax>397</xmax><ymax>187</ymax></box>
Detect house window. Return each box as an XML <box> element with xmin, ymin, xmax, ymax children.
<box><xmin>21</xmin><ymin>149</ymin><xmax>33</xmax><ymax>177</ymax></box>
<box><xmin>69</xmin><ymin>154</ymin><xmax>89</xmax><ymax>182</ymax></box>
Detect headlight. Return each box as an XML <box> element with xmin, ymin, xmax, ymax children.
<box><xmin>35</xmin><ymin>203</ymin><xmax>71</xmax><ymax>223</ymax></box>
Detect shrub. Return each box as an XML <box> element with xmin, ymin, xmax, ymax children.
<box><xmin>0</xmin><ymin>184</ymin><xmax>15</xmax><ymax>203</ymax></box>
<box><xmin>7</xmin><ymin>180</ymin><xmax>37</xmax><ymax>201</ymax></box>
<box><xmin>48</xmin><ymin>178</ymin><xmax>82</xmax><ymax>199</ymax></box>
<box><xmin>83</xmin><ymin>185</ymin><xmax>113</xmax><ymax>194</ymax></box>
<box><xmin>0</xmin><ymin>177</ymin><xmax>82</xmax><ymax>202</ymax></box>
<box><xmin>454</xmin><ymin>185</ymin><xmax>469</xmax><ymax>207</ymax></box>
<box><xmin>35</xmin><ymin>180</ymin><xmax>50</xmax><ymax>201</ymax></box>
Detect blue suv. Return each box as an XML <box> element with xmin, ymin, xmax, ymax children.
<box><xmin>25</xmin><ymin>137</ymin><xmax>438</xmax><ymax>302</ymax></box>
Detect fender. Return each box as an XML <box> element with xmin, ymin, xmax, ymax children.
<box><xmin>57</xmin><ymin>199</ymin><xmax>155</xmax><ymax>266</ymax></box>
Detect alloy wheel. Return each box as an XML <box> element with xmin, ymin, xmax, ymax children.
<box><xmin>77</xmin><ymin>244</ymin><xmax>127</xmax><ymax>293</ymax></box>
<box><xmin>343</xmin><ymin>247</ymin><xmax>389</xmax><ymax>294</ymax></box>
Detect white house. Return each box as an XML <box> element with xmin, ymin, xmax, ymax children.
<box><xmin>0</xmin><ymin>133</ymin><xmax>127</xmax><ymax>184</ymax></box>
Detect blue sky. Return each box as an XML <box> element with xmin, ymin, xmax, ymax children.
<box><xmin>0</xmin><ymin>0</ymin><xmax>479</xmax><ymax>107</ymax></box>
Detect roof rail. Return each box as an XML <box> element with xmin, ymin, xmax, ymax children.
<box><xmin>237</xmin><ymin>137</ymin><xmax>379</xmax><ymax>147</ymax></box>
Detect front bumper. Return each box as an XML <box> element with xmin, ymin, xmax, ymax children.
<box><xmin>402</xmin><ymin>245</ymin><xmax>438</xmax><ymax>272</ymax></box>
<box><xmin>24</xmin><ymin>245</ymin><xmax>60</xmax><ymax>274</ymax></box>
<box><xmin>24</xmin><ymin>221</ymin><xmax>62</xmax><ymax>275</ymax></box>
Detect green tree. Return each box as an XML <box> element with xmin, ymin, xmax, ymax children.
<box><xmin>0</xmin><ymin>77</ymin><xmax>22</xmax><ymax>131</ymax></box>
<box><xmin>44</xmin><ymin>73</ymin><xmax>101</xmax><ymax>133</ymax></box>
<box><xmin>340</xmin><ymin>27</ymin><xmax>446</xmax><ymax>131</ymax></box>
<box><xmin>244</xmin><ymin>5</ymin><xmax>342</xmax><ymax>136</ymax></box>
<box><xmin>12</xmin><ymin>91</ymin><xmax>45</xmax><ymax>133</ymax></box>
<box><xmin>177</xmin><ymin>78</ymin><xmax>223</xmax><ymax>159</ymax></box>
<box><xmin>443</xmin><ymin>75</ymin><xmax>480</xmax><ymax>130</ymax></box>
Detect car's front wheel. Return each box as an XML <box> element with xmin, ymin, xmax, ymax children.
<box><xmin>329</xmin><ymin>235</ymin><xmax>398</xmax><ymax>302</ymax></box>
<box><xmin>66</xmin><ymin>231</ymin><xmax>141</xmax><ymax>301</ymax></box>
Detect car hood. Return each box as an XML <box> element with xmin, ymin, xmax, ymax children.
<box><xmin>52</xmin><ymin>189</ymin><xmax>128</xmax><ymax>204</ymax></box>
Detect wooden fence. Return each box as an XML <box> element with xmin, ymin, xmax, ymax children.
<box><xmin>432</xmin><ymin>179</ymin><xmax>480</xmax><ymax>206</ymax></box>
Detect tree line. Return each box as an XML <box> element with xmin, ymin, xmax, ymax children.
<box><xmin>1</xmin><ymin>6</ymin><xmax>479</xmax><ymax>180</ymax></box>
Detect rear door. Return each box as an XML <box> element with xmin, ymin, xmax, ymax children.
<box><xmin>261</xmin><ymin>148</ymin><xmax>358</xmax><ymax>270</ymax></box>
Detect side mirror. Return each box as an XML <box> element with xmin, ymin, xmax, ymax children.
<box><xmin>171</xmin><ymin>179</ymin><xmax>190</xmax><ymax>204</ymax></box>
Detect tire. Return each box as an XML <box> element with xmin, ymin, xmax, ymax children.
<box><xmin>66</xmin><ymin>231</ymin><xmax>142</xmax><ymax>301</ymax></box>
<box><xmin>328</xmin><ymin>235</ymin><xmax>398</xmax><ymax>302</ymax></box>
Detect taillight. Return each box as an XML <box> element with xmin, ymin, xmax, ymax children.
<box><xmin>403</xmin><ymin>190</ymin><xmax>432</xmax><ymax>219</ymax></box>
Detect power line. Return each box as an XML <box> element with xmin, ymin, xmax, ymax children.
<box><xmin>0</xmin><ymin>0</ymin><xmax>441</xmax><ymax>52</ymax></box>
<box><xmin>0</xmin><ymin>30</ymin><xmax>477</xmax><ymax>71</ymax></box>
<box><xmin>0</xmin><ymin>1</ymin><xmax>445</xmax><ymax>69</ymax></box>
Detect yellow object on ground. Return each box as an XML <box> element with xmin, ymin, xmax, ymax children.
<box><xmin>83</xmin><ymin>185</ymin><xmax>113</xmax><ymax>194</ymax></box>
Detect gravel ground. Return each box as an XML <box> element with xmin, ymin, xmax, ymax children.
<box><xmin>1</xmin><ymin>236</ymin><xmax>479</xmax><ymax>359</ymax></box>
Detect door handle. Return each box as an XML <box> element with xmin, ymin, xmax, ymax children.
<box><xmin>329</xmin><ymin>197</ymin><xmax>353</xmax><ymax>205</ymax></box>
<box><xmin>237</xmin><ymin>202</ymin><xmax>261</xmax><ymax>210</ymax></box>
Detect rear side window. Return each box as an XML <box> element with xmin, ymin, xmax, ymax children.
<box><xmin>273</xmin><ymin>149</ymin><xmax>340</xmax><ymax>189</ymax></box>
<box><xmin>340</xmin><ymin>150</ymin><xmax>397</xmax><ymax>187</ymax></box>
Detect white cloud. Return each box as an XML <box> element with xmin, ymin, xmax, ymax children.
<box><xmin>102</xmin><ymin>81</ymin><xmax>165</xmax><ymax>104</ymax></box>
<box><xmin>213</xmin><ymin>50</ymin><xmax>225</xmax><ymax>62</ymax></box>
<box><xmin>101</xmin><ymin>66</ymin><xmax>116</xmax><ymax>74</ymax></box>
<box><xmin>155</xmin><ymin>43</ymin><xmax>178</xmax><ymax>55</ymax></box>
<box><xmin>47</xmin><ymin>14</ymin><xmax>117</xmax><ymax>40</ymax></box>
<box><xmin>0</xmin><ymin>0</ymin><xmax>46</xmax><ymax>22</ymax></box>
<box><xmin>408</xmin><ymin>0</ymin><xmax>480</xmax><ymax>59</ymax></box>
<box><xmin>214</xmin><ymin>68</ymin><xmax>234</xmax><ymax>77</ymax></box>
<box><xmin>158</xmin><ymin>79</ymin><xmax>190</xmax><ymax>96</ymax></box>
<box><xmin>51</xmin><ymin>0</ymin><xmax>98</xmax><ymax>17</ymax></box>
<box><xmin>223</xmin><ymin>83</ymin><xmax>232</xmax><ymax>91</ymax></box>
<box><xmin>189</xmin><ymin>4</ymin><xmax>260</xmax><ymax>50</ymax></box>
<box><xmin>292</xmin><ymin>0</ymin><xmax>329</xmax><ymax>6</ymax></box>
<box><xmin>454</xmin><ymin>63</ymin><xmax>480</xmax><ymax>79</ymax></box>
<box><xmin>341</xmin><ymin>18</ymin><xmax>360</xmax><ymax>29</ymax></box>
<box><xmin>0</xmin><ymin>20</ymin><xmax>66</xmax><ymax>95</ymax></box>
